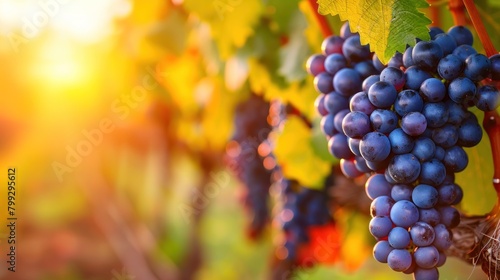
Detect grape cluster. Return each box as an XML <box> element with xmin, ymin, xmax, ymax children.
<box><xmin>307</xmin><ymin>23</ymin><xmax>500</xmax><ymax>279</ymax></box>
<box><xmin>275</xmin><ymin>175</ymin><xmax>334</xmax><ymax>263</ymax></box>
<box><xmin>226</xmin><ymin>94</ymin><xmax>272</xmax><ymax>239</ymax></box>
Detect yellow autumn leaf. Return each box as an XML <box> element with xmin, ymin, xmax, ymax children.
<box><xmin>273</xmin><ymin>116</ymin><xmax>332</xmax><ymax>188</ymax></box>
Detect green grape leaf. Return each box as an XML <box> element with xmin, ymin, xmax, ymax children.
<box><xmin>278</xmin><ymin>11</ymin><xmax>309</xmax><ymax>82</ymax></box>
<box><xmin>317</xmin><ymin>0</ymin><xmax>431</xmax><ymax>63</ymax></box>
<box><xmin>267</xmin><ymin>0</ymin><xmax>302</xmax><ymax>33</ymax></box>
<box><xmin>273</xmin><ymin>116</ymin><xmax>334</xmax><ymax>189</ymax></box>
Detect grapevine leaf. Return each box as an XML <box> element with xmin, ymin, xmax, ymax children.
<box><xmin>267</xmin><ymin>0</ymin><xmax>302</xmax><ymax>33</ymax></box>
<box><xmin>317</xmin><ymin>0</ymin><xmax>431</xmax><ymax>63</ymax></box>
<box><xmin>183</xmin><ymin>0</ymin><xmax>263</xmax><ymax>59</ymax></box>
<box><xmin>146</xmin><ymin>9</ymin><xmax>189</xmax><ymax>56</ymax></box>
<box><xmin>278</xmin><ymin>11</ymin><xmax>309</xmax><ymax>82</ymax></box>
<box><xmin>273</xmin><ymin>116</ymin><xmax>333</xmax><ymax>189</ymax></box>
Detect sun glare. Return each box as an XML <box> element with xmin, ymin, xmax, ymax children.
<box><xmin>2</xmin><ymin>0</ymin><xmax>134</xmax><ymax>91</ymax></box>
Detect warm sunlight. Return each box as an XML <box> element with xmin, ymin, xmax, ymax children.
<box><xmin>29</xmin><ymin>38</ymin><xmax>92</xmax><ymax>88</ymax></box>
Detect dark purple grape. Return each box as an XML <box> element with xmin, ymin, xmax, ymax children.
<box><xmin>314</xmin><ymin>94</ymin><xmax>328</xmax><ymax>116</ymax></box>
<box><xmin>360</xmin><ymin>132</ymin><xmax>392</xmax><ymax>162</ymax></box>
<box><xmin>371</xmin><ymin>195</ymin><xmax>395</xmax><ymax>217</ymax></box>
<box><xmin>361</xmin><ymin>75</ymin><xmax>379</xmax><ymax>93</ymax></box>
<box><xmin>340</xmin><ymin>21</ymin><xmax>356</xmax><ymax>38</ymax></box>
<box><xmin>419</xmin><ymin>208</ymin><xmax>441</xmax><ymax>226</ymax></box>
<box><xmin>412</xmin><ymin>137</ymin><xmax>436</xmax><ymax>162</ymax></box>
<box><xmin>401</xmin><ymin>112</ymin><xmax>427</xmax><ymax>136</ymax></box>
<box><xmin>490</xmin><ymin>54</ymin><xmax>500</xmax><ymax>80</ymax></box>
<box><xmin>373</xmin><ymin>241</ymin><xmax>393</xmax><ymax>263</ymax></box>
<box><xmin>422</xmin><ymin>102</ymin><xmax>448</xmax><ymax>128</ymax></box>
<box><xmin>387</xmin><ymin>249</ymin><xmax>412</xmax><ymax>272</ymax></box>
<box><xmin>324</xmin><ymin>91</ymin><xmax>350</xmax><ymax>115</ymax></box>
<box><xmin>414</xmin><ymin>246</ymin><xmax>439</xmax><ymax>268</ymax></box>
<box><xmin>369</xmin><ymin>216</ymin><xmax>394</xmax><ymax>239</ymax></box>
<box><xmin>388</xmin><ymin>154</ymin><xmax>421</xmax><ymax>184</ymax></box>
<box><xmin>328</xmin><ymin>133</ymin><xmax>354</xmax><ymax>159</ymax></box>
<box><xmin>354</xmin><ymin>60</ymin><xmax>378</xmax><ymax>79</ymax></box>
<box><xmin>447</xmin><ymin>25</ymin><xmax>473</xmax><ymax>46</ymax></box>
<box><xmin>433</xmin><ymin>223</ymin><xmax>453</xmax><ymax>250</ymax></box>
<box><xmin>403</xmin><ymin>47</ymin><xmax>414</xmax><ymax>68</ymax></box>
<box><xmin>388</xmin><ymin>52</ymin><xmax>404</xmax><ymax>69</ymax></box>
<box><xmin>388</xmin><ymin>227</ymin><xmax>411</xmax><ymax>249</ymax></box>
<box><xmin>434</xmin><ymin>33</ymin><xmax>457</xmax><ymax>55</ymax></box>
<box><xmin>443</xmin><ymin>145</ymin><xmax>468</xmax><ymax>172</ymax></box>
<box><xmin>452</xmin><ymin>44</ymin><xmax>477</xmax><ymax>61</ymax></box>
<box><xmin>410</xmin><ymin>221</ymin><xmax>435</xmax><ymax>247</ymax></box>
<box><xmin>365</xmin><ymin>174</ymin><xmax>392</xmax><ymax>200</ymax></box>
<box><xmin>432</xmin><ymin>124</ymin><xmax>458</xmax><ymax>148</ymax></box>
<box><xmin>333</xmin><ymin>68</ymin><xmax>362</xmax><ymax>96</ymax></box>
<box><xmin>370</xmin><ymin>109</ymin><xmax>398</xmax><ymax>134</ymax></box>
<box><xmin>342</xmin><ymin>111</ymin><xmax>371</xmax><ymax>138</ymax></box>
<box><xmin>342</xmin><ymin>35</ymin><xmax>371</xmax><ymax>62</ymax></box>
<box><xmin>395</xmin><ymin>89</ymin><xmax>424</xmax><ymax>117</ymax></box>
<box><xmin>367</xmin><ymin>81</ymin><xmax>398</xmax><ymax>109</ymax></box>
<box><xmin>389</xmin><ymin>128</ymin><xmax>415</xmax><ymax>154</ymax></box>
<box><xmin>412</xmin><ymin>184</ymin><xmax>439</xmax><ymax>209</ymax></box>
<box><xmin>390</xmin><ymin>199</ymin><xmax>420</xmax><ymax>228</ymax></box>
<box><xmin>380</xmin><ymin>66</ymin><xmax>406</xmax><ymax>90</ymax></box>
<box><xmin>474</xmin><ymin>85</ymin><xmax>500</xmax><ymax>111</ymax></box>
<box><xmin>429</xmin><ymin>26</ymin><xmax>444</xmax><ymax>39</ymax></box>
<box><xmin>391</xmin><ymin>184</ymin><xmax>413</xmax><ymax>201</ymax></box>
<box><xmin>439</xmin><ymin>206</ymin><xmax>460</xmax><ymax>228</ymax></box>
<box><xmin>313</xmin><ymin>72</ymin><xmax>334</xmax><ymax>93</ymax></box>
<box><xmin>350</xmin><ymin>91</ymin><xmax>376</xmax><ymax>115</ymax></box>
<box><xmin>464</xmin><ymin>53</ymin><xmax>491</xmax><ymax>81</ymax></box>
<box><xmin>437</xmin><ymin>54</ymin><xmax>464</xmax><ymax>80</ymax></box>
<box><xmin>404</xmin><ymin>66</ymin><xmax>433</xmax><ymax>90</ymax></box>
<box><xmin>412</xmin><ymin>41</ymin><xmax>443</xmax><ymax>71</ymax></box>
<box><xmin>448</xmin><ymin>77</ymin><xmax>476</xmax><ymax>104</ymax></box>
<box><xmin>324</xmin><ymin>53</ymin><xmax>347</xmax><ymax>75</ymax></box>
<box><xmin>321</xmin><ymin>35</ymin><xmax>345</xmax><ymax>55</ymax></box>
<box><xmin>306</xmin><ymin>54</ymin><xmax>326</xmax><ymax>76</ymax></box>
<box><xmin>320</xmin><ymin>114</ymin><xmax>337</xmax><ymax>136</ymax></box>
<box><xmin>420</xmin><ymin>78</ymin><xmax>446</xmax><ymax>102</ymax></box>
<box><xmin>419</xmin><ymin>159</ymin><xmax>446</xmax><ymax>186</ymax></box>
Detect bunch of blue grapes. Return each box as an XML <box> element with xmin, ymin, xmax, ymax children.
<box><xmin>275</xmin><ymin>175</ymin><xmax>334</xmax><ymax>263</ymax></box>
<box><xmin>227</xmin><ymin>94</ymin><xmax>273</xmax><ymax>239</ymax></box>
<box><xmin>307</xmin><ymin>23</ymin><xmax>500</xmax><ymax>280</ymax></box>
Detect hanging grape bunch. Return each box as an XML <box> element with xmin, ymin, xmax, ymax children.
<box><xmin>307</xmin><ymin>22</ymin><xmax>500</xmax><ymax>279</ymax></box>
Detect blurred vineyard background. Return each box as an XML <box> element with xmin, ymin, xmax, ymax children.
<box><xmin>0</xmin><ymin>0</ymin><xmax>499</xmax><ymax>279</ymax></box>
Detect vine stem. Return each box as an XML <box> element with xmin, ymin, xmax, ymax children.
<box><xmin>428</xmin><ymin>0</ymin><xmax>441</xmax><ymax>27</ymax></box>
<box><xmin>449</xmin><ymin>0</ymin><xmax>467</xmax><ymax>26</ymax></box>
<box><xmin>462</xmin><ymin>0</ymin><xmax>498</xmax><ymax>57</ymax></box>
<box><xmin>307</xmin><ymin>0</ymin><xmax>333</xmax><ymax>38</ymax></box>
<box><xmin>483</xmin><ymin>110</ymin><xmax>500</xmax><ymax>202</ymax></box>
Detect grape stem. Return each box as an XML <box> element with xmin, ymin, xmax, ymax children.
<box><xmin>449</xmin><ymin>0</ymin><xmax>467</xmax><ymax>26</ymax></box>
<box><xmin>307</xmin><ymin>0</ymin><xmax>333</xmax><ymax>38</ymax></box>
<box><xmin>462</xmin><ymin>0</ymin><xmax>498</xmax><ymax>57</ymax></box>
<box><xmin>428</xmin><ymin>0</ymin><xmax>441</xmax><ymax>27</ymax></box>
<box><xmin>483</xmin><ymin>110</ymin><xmax>500</xmax><ymax>201</ymax></box>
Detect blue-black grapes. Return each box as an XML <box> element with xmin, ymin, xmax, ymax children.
<box><xmin>226</xmin><ymin>94</ymin><xmax>272</xmax><ymax>239</ymax></box>
<box><xmin>307</xmin><ymin>23</ymin><xmax>500</xmax><ymax>279</ymax></box>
